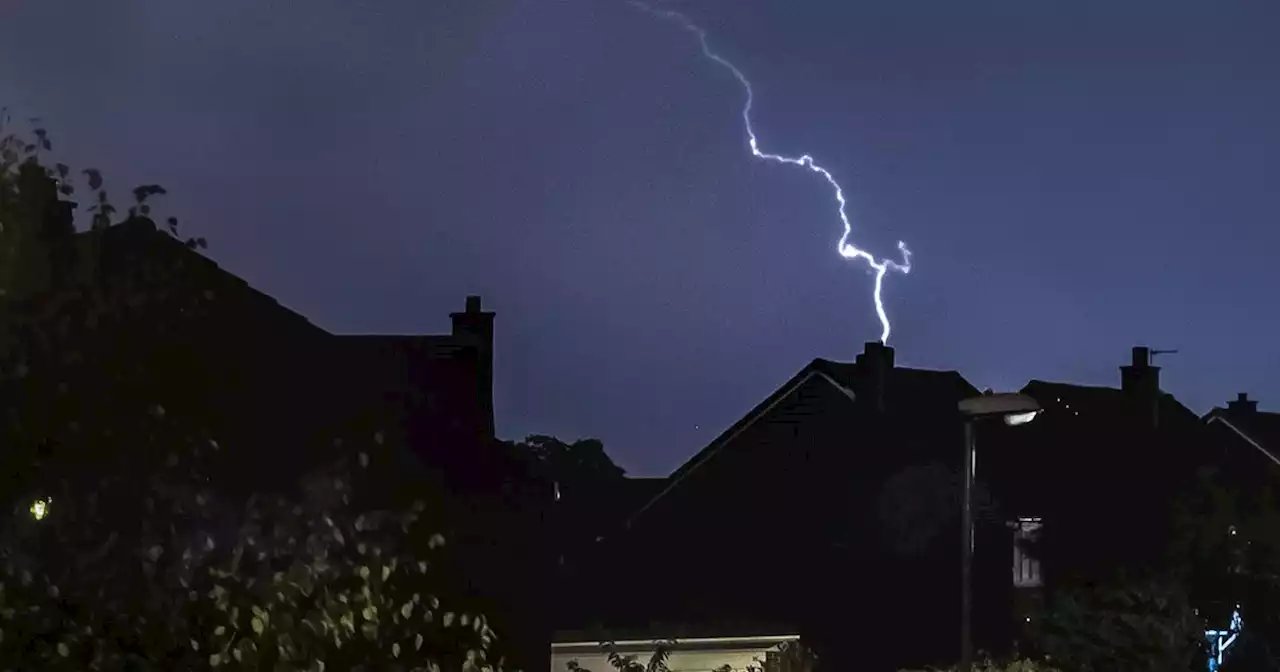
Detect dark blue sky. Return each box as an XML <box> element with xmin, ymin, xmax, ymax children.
<box><xmin>4</xmin><ymin>0</ymin><xmax>1278</xmax><ymax>476</ymax></box>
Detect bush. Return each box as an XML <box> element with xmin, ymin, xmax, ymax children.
<box><xmin>0</xmin><ymin>436</ymin><xmax>506</xmax><ymax>670</ymax></box>
<box><xmin>1027</xmin><ymin>576</ymin><xmax>1203</xmax><ymax>672</ymax></box>
<box><xmin>900</xmin><ymin>658</ymin><xmax>1060</xmax><ymax>672</ymax></box>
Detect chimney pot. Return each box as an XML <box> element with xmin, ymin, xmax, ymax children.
<box><xmin>1120</xmin><ymin>345</ymin><xmax>1160</xmax><ymax>427</ymax></box>
<box><xmin>862</xmin><ymin>341</ymin><xmax>895</xmax><ymax>369</ymax></box>
<box><xmin>1228</xmin><ymin>392</ymin><xmax>1258</xmax><ymax>414</ymax></box>
<box><xmin>858</xmin><ymin>341</ymin><xmax>894</xmax><ymax>413</ymax></box>
<box><xmin>449</xmin><ymin>295</ymin><xmax>496</xmax><ymax>440</ymax></box>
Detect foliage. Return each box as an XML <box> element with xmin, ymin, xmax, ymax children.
<box><xmin>0</xmin><ymin>111</ymin><xmax>204</xmax><ymax>303</ymax></box>
<box><xmin>565</xmin><ymin>638</ymin><xmax>817</xmax><ymax>672</ymax></box>
<box><xmin>564</xmin><ymin>640</ymin><xmax>673</xmax><ymax>672</ymax></box>
<box><xmin>517</xmin><ymin>435</ymin><xmax>625</xmax><ymax>488</ymax></box>
<box><xmin>899</xmin><ymin>656</ymin><xmax>1061</xmax><ymax>672</ymax></box>
<box><xmin>1175</xmin><ymin>466</ymin><xmax>1280</xmax><ymax>670</ymax></box>
<box><xmin>0</xmin><ymin>122</ymin><xmax>511</xmax><ymax>670</ymax></box>
<box><xmin>0</xmin><ymin>428</ymin><xmax>505</xmax><ymax>670</ymax></box>
<box><xmin>1026</xmin><ymin>575</ymin><xmax>1203</xmax><ymax>672</ymax></box>
<box><xmin>515</xmin><ymin>434</ymin><xmax>628</xmax><ymax>565</ymax></box>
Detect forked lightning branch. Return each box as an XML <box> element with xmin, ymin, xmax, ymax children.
<box><xmin>633</xmin><ymin>1</ymin><xmax>912</xmax><ymax>344</ymax></box>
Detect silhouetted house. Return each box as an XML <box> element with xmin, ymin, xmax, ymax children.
<box><xmin>1195</xmin><ymin>394</ymin><xmax>1280</xmax><ymax>667</ymax></box>
<box><xmin>68</xmin><ymin>219</ymin><xmax>502</xmax><ymax>488</ymax></box>
<box><xmin>9</xmin><ymin>215</ymin><xmax>553</xmax><ymax>670</ymax></box>
<box><xmin>558</xmin><ymin>345</ymin><xmax>1259</xmax><ymax>671</ymax></box>
<box><xmin>976</xmin><ymin>347</ymin><xmax>1220</xmax><ymax>653</ymax></box>
<box><xmin>558</xmin><ymin>342</ymin><xmax>981</xmax><ymax>672</ymax></box>
<box><xmin>331</xmin><ymin>298</ymin><xmax>501</xmax><ymax>491</ymax></box>
<box><xmin>1204</xmin><ymin>393</ymin><xmax>1280</xmax><ymax>478</ymax></box>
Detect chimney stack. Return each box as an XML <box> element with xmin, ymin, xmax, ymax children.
<box><xmin>1228</xmin><ymin>392</ymin><xmax>1258</xmax><ymax>415</ymax></box>
<box><xmin>450</xmin><ymin>295</ymin><xmax>496</xmax><ymax>440</ymax></box>
<box><xmin>855</xmin><ymin>341</ymin><xmax>894</xmax><ymax>413</ymax></box>
<box><xmin>1119</xmin><ymin>346</ymin><xmax>1161</xmax><ymax>427</ymax></box>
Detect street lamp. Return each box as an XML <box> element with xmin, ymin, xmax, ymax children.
<box><xmin>957</xmin><ymin>393</ymin><xmax>1041</xmax><ymax>672</ymax></box>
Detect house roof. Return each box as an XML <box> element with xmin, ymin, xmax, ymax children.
<box><xmin>625</xmin><ymin>356</ymin><xmax>978</xmax><ymax>528</ymax></box>
<box><xmin>1204</xmin><ymin>407</ymin><xmax>1280</xmax><ymax>467</ymax></box>
<box><xmin>69</xmin><ymin>218</ymin><xmax>496</xmax><ymax>473</ymax></box>
<box><xmin>814</xmin><ymin>359</ymin><xmax>979</xmax><ymax>417</ymax></box>
<box><xmin>994</xmin><ymin>378</ymin><xmax>1215</xmax><ymax>514</ymax></box>
<box><xmin>64</xmin><ymin>218</ymin><xmax>327</xmax><ymax>340</ymax></box>
<box><xmin>1021</xmin><ymin>379</ymin><xmax>1203</xmax><ymax>428</ymax></box>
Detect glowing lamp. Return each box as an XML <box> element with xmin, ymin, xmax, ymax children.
<box><xmin>30</xmin><ymin>497</ymin><xmax>50</xmax><ymax>521</ymax></box>
<box><xmin>1004</xmin><ymin>410</ymin><xmax>1040</xmax><ymax>426</ymax></box>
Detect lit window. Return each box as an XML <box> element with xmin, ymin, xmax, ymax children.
<box><xmin>1012</xmin><ymin>517</ymin><xmax>1042</xmax><ymax>588</ymax></box>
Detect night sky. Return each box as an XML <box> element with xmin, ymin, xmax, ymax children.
<box><xmin>4</xmin><ymin>0</ymin><xmax>1279</xmax><ymax>476</ymax></box>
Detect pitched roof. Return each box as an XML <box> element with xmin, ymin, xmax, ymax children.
<box><xmin>1204</xmin><ymin>407</ymin><xmax>1280</xmax><ymax>466</ymax></box>
<box><xmin>69</xmin><ymin>219</ymin><xmax>497</xmax><ymax>471</ymax></box>
<box><xmin>625</xmin><ymin>357</ymin><xmax>978</xmax><ymax>527</ymax></box>
<box><xmin>815</xmin><ymin>359</ymin><xmax>979</xmax><ymax>418</ymax></box>
<box><xmin>1021</xmin><ymin>379</ymin><xmax>1203</xmax><ymax>428</ymax></box>
<box><xmin>1000</xmin><ymin>379</ymin><xmax>1214</xmax><ymax>510</ymax></box>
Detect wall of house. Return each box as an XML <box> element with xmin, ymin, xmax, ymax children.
<box><xmin>580</xmin><ymin>372</ymin><xmax>972</xmax><ymax>671</ymax></box>
<box><xmin>609</xmin><ymin>374</ymin><xmax>866</xmax><ymax>620</ymax></box>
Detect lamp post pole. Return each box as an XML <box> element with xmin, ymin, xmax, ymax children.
<box><xmin>956</xmin><ymin>393</ymin><xmax>1041</xmax><ymax>672</ymax></box>
<box><xmin>960</xmin><ymin>419</ymin><xmax>975</xmax><ymax>672</ymax></box>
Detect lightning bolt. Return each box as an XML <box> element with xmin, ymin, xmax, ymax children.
<box><xmin>632</xmin><ymin>2</ymin><xmax>913</xmax><ymax>344</ymax></box>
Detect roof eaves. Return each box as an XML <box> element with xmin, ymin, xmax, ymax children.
<box><xmin>1205</xmin><ymin>414</ymin><xmax>1280</xmax><ymax>467</ymax></box>
<box><xmin>816</xmin><ymin>370</ymin><xmax>858</xmax><ymax>404</ymax></box>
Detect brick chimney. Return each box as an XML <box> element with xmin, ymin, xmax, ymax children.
<box><xmin>855</xmin><ymin>341</ymin><xmax>894</xmax><ymax>413</ymax></box>
<box><xmin>1120</xmin><ymin>346</ymin><xmax>1160</xmax><ymax>427</ymax></box>
<box><xmin>450</xmin><ymin>295</ymin><xmax>496</xmax><ymax>440</ymax></box>
<box><xmin>1227</xmin><ymin>392</ymin><xmax>1258</xmax><ymax>414</ymax></box>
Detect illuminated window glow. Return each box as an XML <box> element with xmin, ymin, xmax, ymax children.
<box><xmin>1012</xmin><ymin>517</ymin><xmax>1043</xmax><ymax>588</ymax></box>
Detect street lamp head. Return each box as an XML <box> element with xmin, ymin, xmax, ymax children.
<box><xmin>1003</xmin><ymin>410</ymin><xmax>1040</xmax><ymax>426</ymax></box>
<box><xmin>959</xmin><ymin>393</ymin><xmax>1041</xmax><ymax>422</ymax></box>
